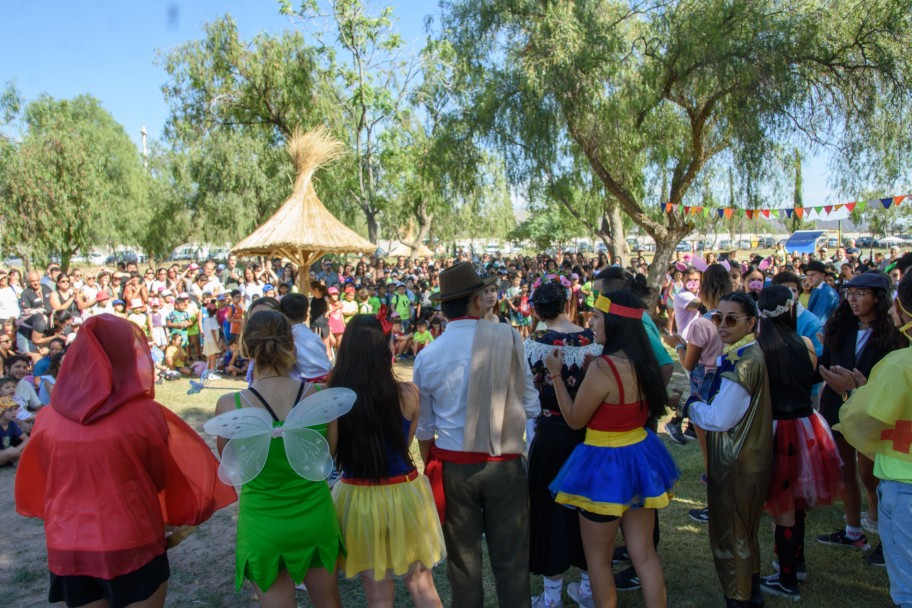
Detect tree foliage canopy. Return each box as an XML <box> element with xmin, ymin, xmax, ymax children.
<box><xmin>441</xmin><ymin>0</ymin><xmax>912</xmax><ymax>281</ymax></box>
<box><xmin>0</xmin><ymin>93</ymin><xmax>147</xmax><ymax>269</ymax></box>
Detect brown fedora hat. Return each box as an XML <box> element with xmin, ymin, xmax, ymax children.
<box><xmin>430</xmin><ymin>262</ymin><xmax>496</xmax><ymax>302</ymax></box>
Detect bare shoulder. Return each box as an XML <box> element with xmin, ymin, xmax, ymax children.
<box><xmin>215</xmin><ymin>392</ymin><xmax>238</xmax><ymax>415</ymax></box>
<box><xmin>398</xmin><ymin>381</ymin><xmax>419</xmax><ymax>419</ymax></box>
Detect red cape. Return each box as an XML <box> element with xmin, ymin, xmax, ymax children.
<box><xmin>15</xmin><ymin>315</ymin><xmax>236</xmax><ymax>578</ymax></box>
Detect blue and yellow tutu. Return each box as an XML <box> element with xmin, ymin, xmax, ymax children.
<box><xmin>332</xmin><ymin>470</ymin><xmax>446</xmax><ymax>581</ymax></box>
<box><xmin>549</xmin><ymin>427</ymin><xmax>680</xmax><ymax>517</ymax></box>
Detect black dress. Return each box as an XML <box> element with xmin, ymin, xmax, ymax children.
<box><xmin>525</xmin><ymin>328</ymin><xmax>601</xmax><ymax>576</ymax></box>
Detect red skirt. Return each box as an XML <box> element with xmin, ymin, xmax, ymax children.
<box><xmin>765</xmin><ymin>412</ymin><xmax>844</xmax><ymax>516</ymax></box>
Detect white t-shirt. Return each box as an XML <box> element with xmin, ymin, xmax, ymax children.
<box><xmin>0</xmin><ymin>286</ymin><xmax>21</xmax><ymax>319</ymax></box>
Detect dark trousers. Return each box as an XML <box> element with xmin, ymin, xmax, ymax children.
<box><xmin>443</xmin><ymin>458</ymin><xmax>531</xmax><ymax>608</ymax></box>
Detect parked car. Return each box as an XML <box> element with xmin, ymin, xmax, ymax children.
<box><xmin>855</xmin><ymin>236</ymin><xmax>874</xmax><ymax>248</ymax></box>
<box><xmin>2</xmin><ymin>255</ymin><xmax>23</xmax><ymax>267</ymax></box>
<box><xmin>675</xmin><ymin>240</ymin><xmax>692</xmax><ymax>251</ymax></box>
<box><xmin>577</xmin><ymin>241</ymin><xmax>593</xmax><ymax>252</ymax></box>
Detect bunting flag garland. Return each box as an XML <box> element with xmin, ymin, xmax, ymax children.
<box><xmin>661</xmin><ymin>194</ymin><xmax>911</xmax><ymax>221</ymax></box>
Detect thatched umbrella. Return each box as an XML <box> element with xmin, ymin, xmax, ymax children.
<box><xmin>232</xmin><ymin>127</ymin><xmax>375</xmax><ymax>292</ymax></box>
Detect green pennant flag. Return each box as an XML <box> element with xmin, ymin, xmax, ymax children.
<box><xmin>703</xmin><ymin>207</ymin><xmax>711</xmax><ymax>217</ymax></box>
<box><xmin>857</xmin><ymin>201</ymin><xmax>868</xmax><ymax>212</ymax></box>
<box><xmin>770</xmin><ymin>209</ymin><xmax>780</xmax><ymax>218</ymax></box>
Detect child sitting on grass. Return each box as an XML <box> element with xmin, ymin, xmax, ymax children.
<box><xmin>0</xmin><ymin>396</ymin><xmax>28</xmax><ymax>466</ymax></box>
<box><xmin>0</xmin><ymin>376</ymin><xmax>32</xmax><ymax>433</ymax></box>
<box><xmin>164</xmin><ymin>331</ymin><xmax>192</xmax><ymax>376</ymax></box>
<box><xmin>410</xmin><ymin>318</ymin><xmax>434</xmax><ymax>357</ymax></box>
<box><xmin>222</xmin><ymin>337</ymin><xmax>250</xmax><ymax>378</ymax></box>
<box><xmin>390</xmin><ymin>314</ymin><xmax>412</xmax><ymax>360</ymax></box>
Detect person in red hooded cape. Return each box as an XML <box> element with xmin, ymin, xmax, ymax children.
<box><xmin>15</xmin><ymin>314</ymin><xmax>236</xmax><ymax>608</ymax></box>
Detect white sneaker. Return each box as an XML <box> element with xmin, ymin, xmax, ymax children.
<box><xmin>566</xmin><ymin>581</ymin><xmax>595</xmax><ymax>608</ymax></box>
<box><xmin>844</xmin><ymin>511</ymin><xmax>879</xmax><ymax>535</ymax></box>
<box><xmin>531</xmin><ymin>592</ymin><xmax>561</xmax><ymax>608</ymax></box>
<box><xmin>294</xmin><ymin>583</ymin><xmax>308</xmax><ymax>593</ymax></box>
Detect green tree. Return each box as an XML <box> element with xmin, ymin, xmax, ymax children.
<box><xmin>281</xmin><ymin>0</ymin><xmax>417</xmax><ymax>243</ymax></box>
<box><xmin>790</xmin><ymin>150</ymin><xmax>806</xmax><ymax>232</ymax></box>
<box><xmin>442</xmin><ymin>0</ymin><xmax>912</xmax><ymax>294</ymax></box>
<box><xmin>160</xmin><ymin>16</ymin><xmax>355</xmax><ymax>240</ymax></box>
<box><xmin>0</xmin><ymin>94</ymin><xmax>146</xmax><ymax>270</ymax></box>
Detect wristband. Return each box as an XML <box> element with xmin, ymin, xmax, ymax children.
<box><xmin>675</xmin><ymin>343</ymin><xmax>686</xmax><ymax>352</ymax></box>
<box><xmin>549</xmin><ymin>373</ymin><xmax>563</xmax><ymax>382</ymax></box>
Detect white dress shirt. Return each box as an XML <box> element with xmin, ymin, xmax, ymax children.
<box><xmin>291</xmin><ymin>323</ymin><xmax>332</xmax><ymax>380</ymax></box>
<box><xmin>413</xmin><ymin>319</ymin><xmax>539</xmax><ymax>451</ymax></box>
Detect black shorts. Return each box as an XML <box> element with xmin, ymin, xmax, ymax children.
<box><xmin>49</xmin><ymin>551</ymin><xmax>169</xmax><ymax>608</ymax></box>
<box><xmin>580</xmin><ymin>509</ymin><xmax>619</xmax><ymax>523</ymax></box>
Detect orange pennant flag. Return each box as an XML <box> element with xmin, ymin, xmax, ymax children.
<box><xmin>723</xmin><ymin>208</ymin><xmax>733</xmax><ymax>219</ymax></box>
<box><xmin>794</xmin><ymin>208</ymin><xmax>804</xmax><ymax>218</ymax></box>
<box><xmin>894</xmin><ymin>195</ymin><xmax>907</xmax><ymax>206</ymax></box>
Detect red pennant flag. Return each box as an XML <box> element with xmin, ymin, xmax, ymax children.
<box><xmin>846</xmin><ymin>202</ymin><xmax>856</xmax><ymax>212</ymax></box>
<box><xmin>894</xmin><ymin>195</ymin><xmax>907</xmax><ymax>206</ymax></box>
<box><xmin>794</xmin><ymin>208</ymin><xmax>804</xmax><ymax>218</ymax></box>
<box><xmin>745</xmin><ymin>210</ymin><xmax>755</xmax><ymax>220</ymax></box>
<box><xmin>760</xmin><ymin>209</ymin><xmax>770</xmax><ymax>218</ymax></box>
<box><xmin>683</xmin><ymin>206</ymin><xmax>690</xmax><ymax>215</ymax></box>
<box><xmin>691</xmin><ymin>206</ymin><xmax>703</xmax><ymax>215</ymax></box>
<box><xmin>824</xmin><ymin>205</ymin><xmax>833</xmax><ymax>214</ymax></box>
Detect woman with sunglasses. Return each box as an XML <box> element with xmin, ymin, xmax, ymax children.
<box><xmin>682</xmin><ymin>292</ymin><xmax>772</xmax><ymax>608</ymax></box>
<box><xmin>815</xmin><ymin>272</ymin><xmax>905</xmax><ymax>557</ymax></box>
<box><xmin>755</xmin><ymin>286</ymin><xmax>842</xmax><ymax>601</ymax></box>
<box><xmin>48</xmin><ymin>273</ymin><xmax>84</xmax><ymax>315</ymax></box>
<box><xmin>545</xmin><ymin>290</ymin><xmax>677</xmax><ymax>608</ymax></box>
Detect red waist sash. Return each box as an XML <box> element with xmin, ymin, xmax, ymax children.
<box><xmin>425</xmin><ymin>445</ymin><xmax>521</xmax><ymax>524</ymax></box>
<box><xmin>341</xmin><ymin>469</ymin><xmax>419</xmax><ymax>486</ymax></box>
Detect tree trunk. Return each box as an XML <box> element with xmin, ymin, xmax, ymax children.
<box><xmin>608</xmin><ymin>204</ymin><xmax>626</xmax><ymax>262</ymax></box>
<box><xmin>595</xmin><ymin>204</ymin><xmax>626</xmax><ymax>262</ymax></box>
<box><xmin>365</xmin><ymin>210</ymin><xmax>379</xmax><ymax>246</ymax></box>
<box><xmin>646</xmin><ymin>225</ymin><xmax>691</xmax><ymax>312</ymax></box>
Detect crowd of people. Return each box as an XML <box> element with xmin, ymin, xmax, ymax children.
<box><xmin>5</xmin><ymin>238</ymin><xmax>912</xmax><ymax>608</ymax></box>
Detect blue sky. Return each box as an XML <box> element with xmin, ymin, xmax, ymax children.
<box><xmin>1</xmin><ymin>1</ymin><xmax>836</xmax><ymax>206</ymax></box>
<box><xmin>1</xmin><ymin>0</ymin><xmax>433</xmax><ymax>144</ymax></box>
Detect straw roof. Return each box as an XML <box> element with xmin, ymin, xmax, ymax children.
<box><xmin>232</xmin><ymin>127</ymin><xmax>375</xmax><ymax>265</ymax></box>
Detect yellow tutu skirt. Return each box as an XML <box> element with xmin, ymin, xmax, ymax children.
<box><xmin>332</xmin><ymin>471</ymin><xmax>446</xmax><ymax>581</ymax></box>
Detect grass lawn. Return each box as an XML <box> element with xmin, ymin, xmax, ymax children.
<box><xmin>3</xmin><ymin>368</ymin><xmax>894</xmax><ymax>607</ymax></box>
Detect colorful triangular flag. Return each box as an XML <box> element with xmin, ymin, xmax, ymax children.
<box><xmin>881</xmin><ymin>198</ymin><xmax>892</xmax><ymax>209</ymax></box>
<box><xmin>894</xmin><ymin>195</ymin><xmax>906</xmax><ymax>206</ymax></box>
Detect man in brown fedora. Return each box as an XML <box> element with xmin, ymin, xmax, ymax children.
<box><xmin>414</xmin><ymin>261</ymin><xmax>539</xmax><ymax>608</ymax></box>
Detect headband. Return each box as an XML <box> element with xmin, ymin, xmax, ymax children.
<box><xmin>594</xmin><ymin>294</ymin><xmax>644</xmax><ymax>319</ymax></box>
<box><xmin>759</xmin><ymin>298</ymin><xmax>794</xmax><ymax>319</ymax></box>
